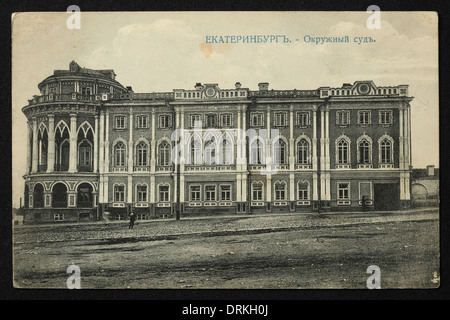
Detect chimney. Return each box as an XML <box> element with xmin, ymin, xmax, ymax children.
<box><xmin>126</xmin><ymin>86</ymin><xmax>133</xmax><ymax>92</ymax></box>
<box><xmin>235</xmin><ymin>82</ymin><xmax>242</xmax><ymax>89</ymax></box>
<box><xmin>195</xmin><ymin>83</ymin><xmax>203</xmax><ymax>90</ymax></box>
<box><xmin>427</xmin><ymin>165</ymin><xmax>435</xmax><ymax>176</ymax></box>
<box><xmin>258</xmin><ymin>82</ymin><xmax>269</xmax><ymax>91</ymax></box>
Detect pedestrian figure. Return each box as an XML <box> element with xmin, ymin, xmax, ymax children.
<box><xmin>362</xmin><ymin>196</ymin><xmax>368</xmax><ymax>212</ymax></box>
<box><xmin>129</xmin><ymin>211</ymin><xmax>136</xmax><ymax>229</ymax></box>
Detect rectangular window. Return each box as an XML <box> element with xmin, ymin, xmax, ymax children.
<box><xmin>81</xmin><ymin>87</ymin><xmax>92</xmax><ymax>95</ymax></box>
<box><xmin>137</xmin><ymin>115</ymin><xmax>149</xmax><ymax>129</ymax></box>
<box><xmin>190</xmin><ymin>185</ymin><xmax>201</xmax><ymax>202</ymax></box>
<box><xmin>297</xmin><ymin>112</ymin><xmax>310</xmax><ymax>126</ymax></box>
<box><xmin>54</xmin><ymin>213</ymin><xmax>64</xmax><ymax>221</ymax></box>
<box><xmin>115</xmin><ymin>116</ymin><xmax>126</xmax><ymax>129</ymax></box>
<box><xmin>159</xmin><ymin>185</ymin><xmax>169</xmax><ymax>202</ymax></box>
<box><xmin>205</xmin><ymin>185</ymin><xmax>216</xmax><ymax>201</ymax></box>
<box><xmin>159</xmin><ymin>115</ymin><xmax>171</xmax><ymax>128</ymax></box>
<box><xmin>114</xmin><ymin>185</ymin><xmax>125</xmax><ymax>202</ymax></box>
<box><xmin>49</xmin><ymin>87</ymin><xmax>57</xmax><ymax>94</ymax></box>
<box><xmin>190</xmin><ymin>114</ymin><xmax>202</xmax><ymax>127</ymax></box>
<box><xmin>336</xmin><ymin>111</ymin><xmax>350</xmax><ymax>125</ymax></box>
<box><xmin>337</xmin><ymin>183</ymin><xmax>350</xmax><ymax>200</ymax></box>
<box><xmin>274</xmin><ymin>112</ymin><xmax>287</xmax><ymax>126</ymax></box>
<box><xmin>250</xmin><ymin>113</ymin><xmax>263</xmax><ymax>127</ymax></box>
<box><xmin>379</xmin><ymin>110</ymin><xmax>393</xmax><ymax>125</ymax></box>
<box><xmin>358</xmin><ymin>111</ymin><xmax>371</xmax><ymax>125</ymax></box>
<box><xmin>359</xmin><ymin>182</ymin><xmax>372</xmax><ymax>201</ymax></box>
<box><xmin>206</xmin><ymin>114</ymin><xmax>217</xmax><ymax>127</ymax></box>
<box><xmin>137</xmin><ymin>185</ymin><xmax>148</xmax><ymax>202</ymax></box>
<box><xmin>220</xmin><ymin>185</ymin><xmax>231</xmax><ymax>201</ymax></box>
<box><xmin>220</xmin><ymin>113</ymin><xmax>232</xmax><ymax>127</ymax></box>
<box><xmin>298</xmin><ymin>182</ymin><xmax>309</xmax><ymax>200</ymax></box>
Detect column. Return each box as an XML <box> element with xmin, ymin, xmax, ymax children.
<box><xmin>312</xmin><ymin>107</ymin><xmax>319</xmax><ymax>201</ymax></box>
<box><xmin>26</xmin><ymin>121</ymin><xmax>31</xmax><ymax>174</ymax></box>
<box><xmin>236</xmin><ymin>108</ymin><xmax>242</xmax><ymax>203</ymax></box>
<box><xmin>266</xmin><ymin>107</ymin><xmax>272</xmax><ymax>208</ymax></box>
<box><xmin>93</xmin><ymin>114</ymin><xmax>99</xmax><ymax>172</ymax></box>
<box><xmin>31</xmin><ymin>117</ymin><xmax>38</xmax><ymax>173</ymax></box>
<box><xmin>241</xmin><ymin>106</ymin><xmax>247</xmax><ymax>203</ymax></box>
<box><xmin>324</xmin><ymin>107</ymin><xmax>331</xmax><ymax>200</ymax></box>
<box><xmin>180</xmin><ymin>110</ymin><xmax>185</xmax><ymax>203</ymax></box>
<box><xmin>289</xmin><ymin>105</ymin><xmax>295</xmax><ymax>171</ymax></box>
<box><xmin>319</xmin><ymin>109</ymin><xmax>325</xmax><ymax>201</ymax></box>
<box><xmin>98</xmin><ymin>111</ymin><xmax>105</xmax><ymax>204</ymax></box>
<box><xmin>104</xmin><ymin>112</ymin><xmax>110</xmax><ymax>203</ymax></box>
<box><xmin>150</xmin><ymin>109</ymin><xmax>156</xmax><ymax>204</ymax></box>
<box><xmin>68</xmin><ymin>113</ymin><xmax>78</xmax><ymax>173</ymax></box>
<box><xmin>46</xmin><ymin>115</ymin><xmax>55</xmax><ymax>173</ymax></box>
<box><xmin>405</xmin><ymin>106</ymin><xmax>411</xmax><ymax>200</ymax></box>
<box><xmin>128</xmin><ymin>108</ymin><xmax>134</xmax><ymax>173</ymax></box>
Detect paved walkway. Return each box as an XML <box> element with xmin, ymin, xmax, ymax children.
<box><xmin>13</xmin><ymin>208</ymin><xmax>439</xmax><ymax>245</ymax></box>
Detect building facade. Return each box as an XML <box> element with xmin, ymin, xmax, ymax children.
<box><xmin>21</xmin><ymin>61</ymin><xmax>413</xmax><ymax>223</ymax></box>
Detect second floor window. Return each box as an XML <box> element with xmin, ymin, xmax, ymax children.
<box><xmin>136</xmin><ymin>142</ymin><xmax>148</xmax><ymax>166</ymax></box>
<box><xmin>158</xmin><ymin>141</ymin><xmax>171</xmax><ymax>166</ymax></box>
<box><xmin>114</xmin><ymin>142</ymin><xmax>126</xmax><ymax>167</ymax></box>
<box><xmin>358</xmin><ymin>140</ymin><xmax>371</xmax><ymax>164</ymax></box>
<box><xmin>380</xmin><ymin>139</ymin><xmax>393</xmax><ymax>163</ymax></box>
<box><xmin>337</xmin><ymin>139</ymin><xmax>349</xmax><ymax>164</ymax></box>
<box><xmin>297</xmin><ymin>139</ymin><xmax>309</xmax><ymax>164</ymax></box>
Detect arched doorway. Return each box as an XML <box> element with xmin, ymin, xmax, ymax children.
<box><xmin>77</xmin><ymin>183</ymin><xmax>93</xmax><ymax>208</ymax></box>
<box><xmin>52</xmin><ymin>183</ymin><xmax>68</xmax><ymax>208</ymax></box>
<box><xmin>33</xmin><ymin>183</ymin><xmax>44</xmax><ymax>208</ymax></box>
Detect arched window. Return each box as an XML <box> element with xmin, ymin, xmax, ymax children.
<box><xmin>380</xmin><ymin>138</ymin><xmax>393</xmax><ymax>163</ymax></box>
<box><xmin>250</xmin><ymin>139</ymin><xmax>264</xmax><ymax>165</ymax></box>
<box><xmin>275</xmin><ymin>181</ymin><xmax>286</xmax><ymax>201</ymax></box>
<box><xmin>158</xmin><ymin>141</ymin><xmax>171</xmax><ymax>166</ymax></box>
<box><xmin>273</xmin><ymin>139</ymin><xmax>287</xmax><ymax>165</ymax></box>
<box><xmin>136</xmin><ymin>141</ymin><xmax>148</xmax><ymax>166</ymax></box>
<box><xmin>297</xmin><ymin>139</ymin><xmax>309</xmax><ymax>164</ymax></box>
<box><xmin>78</xmin><ymin>139</ymin><xmax>93</xmax><ymax>172</ymax></box>
<box><xmin>52</xmin><ymin>183</ymin><xmax>68</xmax><ymax>208</ymax></box>
<box><xmin>33</xmin><ymin>183</ymin><xmax>44</xmax><ymax>208</ymax></box>
<box><xmin>358</xmin><ymin>139</ymin><xmax>371</xmax><ymax>164</ymax></box>
<box><xmin>337</xmin><ymin>138</ymin><xmax>350</xmax><ymax>164</ymax></box>
<box><xmin>252</xmin><ymin>181</ymin><xmax>264</xmax><ymax>201</ymax></box>
<box><xmin>77</xmin><ymin>183</ymin><xmax>93</xmax><ymax>208</ymax></box>
<box><xmin>298</xmin><ymin>181</ymin><xmax>309</xmax><ymax>200</ymax></box>
<box><xmin>220</xmin><ymin>137</ymin><xmax>234</xmax><ymax>165</ymax></box>
<box><xmin>204</xmin><ymin>138</ymin><xmax>216</xmax><ymax>165</ymax></box>
<box><xmin>190</xmin><ymin>139</ymin><xmax>202</xmax><ymax>165</ymax></box>
<box><xmin>114</xmin><ymin>142</ymin><xmax>126</xmax><ymax>167</ymax></box>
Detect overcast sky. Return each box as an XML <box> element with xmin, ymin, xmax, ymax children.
<box><xmin>11</xmin><ymin>11</ymin><xmax>439</xmax><ymax>208</ymax></box>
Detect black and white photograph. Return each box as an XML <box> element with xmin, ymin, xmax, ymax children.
<box><xmin>11</xmin><ymin>11</ymin><xmax>439</xmax><ymax>290</ymax></box>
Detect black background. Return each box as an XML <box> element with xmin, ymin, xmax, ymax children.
<box><xmin>1</xmin><ymin>0</ymin><xmax>448</xmax><ymax>308</ymax></box>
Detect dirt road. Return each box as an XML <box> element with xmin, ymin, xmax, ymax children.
<box><xmin>13</xmin><ymin>210</ymin><xmax>440</xmax><ymax>289</ymax></box>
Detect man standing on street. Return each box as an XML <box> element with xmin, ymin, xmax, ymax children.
<box><xmin>129</xmin><ymin>210</ymin><xmax>136</xmax><ymax>229</ymax></box>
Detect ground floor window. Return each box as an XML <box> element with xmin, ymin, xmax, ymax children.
<box><xmin>190</xmin><ymin>185</ymin><xmax>201</xmax><ymax>201</ymax></box>
<box><xmin>159</xmin><ymin>185</ymin><xmax>170</xmax><ymax>202</ymax></box>
<box><xmin>137</xmin><ymin>185</ymin><xmax>148</xmax><ymax>202</ymax></box>
<box><xmin>205</xmin><ymin>185</ymin><xmax>216</xmax><ymax>201</ymax></box>
<box><xmin>220</xmin><ymin>185</ymin><xmax>231</xmax><ymax>201</ymax></box>
<box><xmin>114</xmin><ymin>185</ymin><xmax>125</xmax><ymax>202</ymax></box>
<box><xmin>338</xmin><ymin>182</ymin><xmax>350</xmax><ymax>200</ymax></box>
<box><xmin>54</xmin><ymin>213</ymin><xmax>64</xmax><ymax>221</ymax></box>
<box><xmin>252</xmin><ymin>182</ymin><xmax>263</xmax><ymax>201</ymax></box>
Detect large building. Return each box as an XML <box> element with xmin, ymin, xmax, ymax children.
<box><xmin>21</xmin><ymin>61</ymin><xmax>413</xmax><ymax>223</ymax></box>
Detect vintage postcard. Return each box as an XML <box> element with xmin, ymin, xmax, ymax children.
<box><xmin>11</xmin><ymin>11</ymin><xmax>439</xmax><ymax>290</ymax></box>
